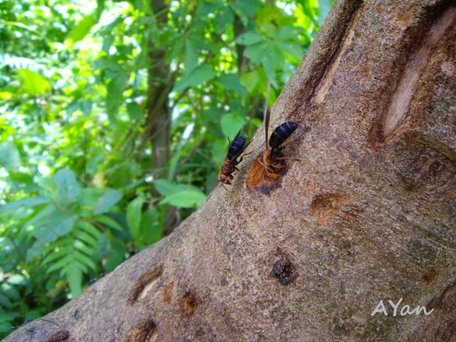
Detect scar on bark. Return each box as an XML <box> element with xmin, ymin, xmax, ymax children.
<box><xmin>369</xmin><ymin>6</ymin><xmax>456</xmax><ymax>145</ymax></box>
<box><xmin>313</xmin><ymin>3</ymin><xmax>363</xmax><ymax>105</ymax></box>
<box><xmin>162</xmin><ymin>278</ymin><xmax>178</xmax><ymax>305</ymax></box>
<box><xmin>389</xmin><ymin>133</ymin><xmax>456</xmax><ymax>192</ymax></box>
<box><xmin>46</xmin><ymin>330</ymin><xmax>70</xmax><ymax>342</ymax></box>
<box><xmin>128</xmin><ymin>264</ymin><xmax>164</xmax><ymax>305</ymax></box>
<box><xmin>180</xmin><ymin>290</ymin><xmax>200</xmax><ymax>317</ymax></box>
<box><xmin>125</xmin><ymin>319</ymin><xmax>158</xmax><ymax>342</ymax></box>
<box><xmin>310</xmin><ymin>192</ymin><xmax>348</xmax><ymax>224</ymax></box>
<box><xmin>270</xmin><ymin>248</ymin><xmax>298</xmax><ymax>286</ymax></box>
<box><xmin>421</xmin><ymin>268</ymin><xmax>437</xmax><ymax>286</ymax></box>
<box><xmin>407</xmin><ymin>279</ymin><xmax>456</xmax><ymax>341</ymax></box>
<box><xmin>289</xmin><ymin>0</ymin><xmax>363</xmax><ymax>117</ymax></box>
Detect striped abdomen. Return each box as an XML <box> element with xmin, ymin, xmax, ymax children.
<box><xmin>227</xmin><ymin>135</ymin><xmax>248</xmax><ymax>160</ymax></box>
<box><xmin>269</xmin><ymin>121</ymin><xmax>298</xmax><ymax>149</ymax></box>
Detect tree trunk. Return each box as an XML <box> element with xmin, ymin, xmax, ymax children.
<box><xmin>144</xmin><ymin>0</ymin><xmax>179</xmax><ymax>235</ymax></box>
<box><xmin>6</xmin><ymin>0</ymin><xmax>456</xmax><ymax>341</ymax></box>
<box><xmin>144</xmin><ymin>0</ymin><xmax>172</xmax><ymax>174</ymax></box>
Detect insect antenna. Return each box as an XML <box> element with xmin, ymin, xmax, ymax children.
<box><xmin>263</xmin><ymin>81</ymin><xmax>271</xmax><ymax>150</ymax></box>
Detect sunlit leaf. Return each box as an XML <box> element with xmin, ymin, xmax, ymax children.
<box><xmin>0</xmin><ymin>141</ymin><xmax>20</xmax><ymax>171</ymax></box>
<box><xmin>173</xmin><ymin>65</ymin><xmax>216</xmax><ymax>92</ymax></box>
<box><xmin>17</xmin><ymin>69</ymin><xmax>52</xmax><ymax>96</ymax></box>
<box><xmin>154</xmin><ymin>179</ymin><xmax>197</xmax><ymax>196</ymax></box>
<box><xmin>67</xmin><ymin>14</ymin><xmax>96</xmax><ymax>44</ymax></box>
<box><xmin>160</xmin><ymin>190</ymin><xmax>206</xmax><ymax>208</ymax></box>
<box><xmin>221</xmin><ymin>114</ymin><xmax>245</xmax><ymax>139</ymax></box>
<box><xmin>0</xmin><ymin>91</ymin><xmax>12</xmax><ymax>100</ymax></box>
<box><xmin>65</xmin><ymin>265</ymin><xmax>82</xmax><ymax>298</ymax></box>
<box><xmin>126</xmin><ymin>196</ymin><xmax>144</xmax><ymax>240</ymax></box>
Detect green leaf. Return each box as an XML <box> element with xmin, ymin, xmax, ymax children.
<box><xmin>6</xmin><ymin>274</ymin><xmax>26</xmax><ymax>285</ymax></box>
<box><xmin>184</xmin><ymin>38</ymin><xmax>198</xmax><ymax>74</ymax></box>
<box><xmin>43</xmin><ymin>246</ymin><xmax>71</xmax><ymax>265</ymax></box>
<box><xmin>67</xmin><ymin>14</ymin><xmax>97</xmax><ymax>44</ymax></box>
<box><xmin>95</xmin><ymin>215</ymin><xmax>124</xmax><ymax>232</ymax></box>
<box><xmin>230</xmin><ymin>0</ymin><xmax>259</xmax><ymax>25</ymax></box>
<box><xmin>106</xmin><ymin>82</ymin><xmax>126</xmax><ymax>119</ymax></box>
<box><xmin>173</xmin><ymin>65</ymin><xmax>216</xmax><ymax>92</ymax></box>
<box><xmin>77</xmin><ymin>216</ymin><xmax>104</xmax><ymax>240</ymax></box>
<box><xmin>93</xmin><ymin>189</ymin><xmax>123</xmax><ymax>214</ymax></box>
<box><xmin>104</xmin><ymin>62</ymin><xmax>128</xmax><ymax>119</ymax></box>
<box><xmin>33</xmin><ymin>211</ymin><xmax>79</xmax><ymax>242</ymax></box>
<box><xmin>0</xmin><ymin>141</ymin><xmax>20</xmax><ymax>171</ymax></box>
<box><xmin>78</xmin><ymin>188</ymin><xmax>106</xmax><ymax>208</ymax></box>
<box><xmin>235</xmin><ymin>31</ymin><xmax>265</xmax><ymax>45</ymax></box>
<box><xmin>218</xmin><ymin>74</ymin><xmax>246</xmax><ymax>96</ymax></box>
<box><xmin>76</xmin><ymin>231</ymin><xmax>98</xmax><ymax>249</ymax></box>
<box><xmin>276</xmin><ymin>26</ymin><xmax>297</xmax><ymax>41</ymax></box>
<box><xmin>240</xmin><ymin>70</ymin><xmax>260</xmax><ymax>93</ymax></box>
<box><xmin>220</xmin><ymin>114</ymin><xmax>245</xmax><ymax>138</ymax></box>
<box><xmin>17</xmin><ymin>69</ymin><xmax>52</xmax><ymax>96</ymax></box>
<box><xmin>126</xmin><ymin>102</ymin><xmax>144</xmax><ymax>121</ymax></box>
<box><xmin>0</xmin><ymin>294</ymin><xmax>12</xmax><ymax>309</ymax></box>
<box><xmin>126</xmin><ymin>196</ymin><xmax>144</xmax><ymax>240</ymax></box>
<box><xmin>80</xmin><ymin>99</ymin><xmax>93</xmax><ymax>115</ymax></box>
<box><xmin>140</xmin><ymin>208</ymin><xmax>162</xmax><ymax>244</ymax></box>
<box><xmin>244</xmin><ymin>42</ymin><xmax>268</xmax><ymax>65</ymax></box>
<box><xmin>73</xmin><ymin>240</ymin><xmax>94</xmax><ymax>256</ymax></box>
<box><xmin>0</xmin><ymin>196</ymin><xmax>49</xmax><ymax>213</ymax></box>
<box><xmin>96</xmin><ymin>0</ymin><xmax>105</xmax><ymax>19</ymax></box>
<box><xmin>0</xmin><ymin>321</ymin><xmax>13</xmax><ymax>334</ymax></box>
<box><xmin>65</xmin><ymin>265</ymin><xmax>82</xmax><ymax>298</ymax></box>
<box><xmin>26</xmin><ymin>240</ymin><xmax>47</xmax><ymax>262</ymax></box>
<box><xmin>46</xmin><ymin>254</ymin><xmax>74</xmax><ymax>273</ymax></box>
<box><xmin>211</xmin><ymin>140</ymin><xmax>227</xmax><ymax>166</ymax></box>
<box><xmin>215</xmin><ymin>6</ymin><xmax>234</xmax><ymax>33</ymax></box>
<box><xmin>24</xmin><ymin>310</ymin><xmax>43</xmax><ymax>323</ymax></box>
<box><xmin>261</xmin><ymin>56</ymin><xmax>278</xmax><ymax>88</ymax></box>
<box><xmin>54</xmin><ymin>168</ymin><xmax>82</xmax><ymax>205</ymax></box>
<box><xmin>74</xmin><ymin>251</ymin><xmax>96</xmax><ymax>270</ymax></box>
<box><xmin>107</xmin><ymin>162</ymin><xmax>141</xmax><ymax>188</ymax></box>
<box><xmin>161</xmin><ymin>190</ymin><xmax>206</xmax><ymax>208</ymax></box>
<box><xmin>153</xmin><ymin>179</ymin><xmax>198</xmax><ymax>196</ymax></box>
<box><xmin>153</xmin><ymin>179</ymin><xmax>177</xmax><ymax>196</ymax></box>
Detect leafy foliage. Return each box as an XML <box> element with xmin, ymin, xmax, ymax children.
<box><xmin>0</xmin><ymin>0</ymin><xmax>332</xmax><ymax>337</ymax></box>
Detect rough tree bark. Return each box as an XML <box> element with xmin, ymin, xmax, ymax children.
<box><xmin>6</xmin><ymin>0</ymin><xmax>456</xmax><ymax>341</ymax></box>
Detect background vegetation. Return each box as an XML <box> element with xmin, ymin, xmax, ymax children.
<box><xmin>0</xmin><ymin>0</ymin><xmax>330</xmax><ymax>337</ymax></box>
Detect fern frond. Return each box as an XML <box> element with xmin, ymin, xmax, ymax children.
<box><xmin>0</xmin><ymin>53</ymin><xmax>44</xmax><ymax>71</ymax></box>
<box><xmin>43</xmin><ymin>219</ymin><xmax>102</xmax><ymax>297</ymax></box>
